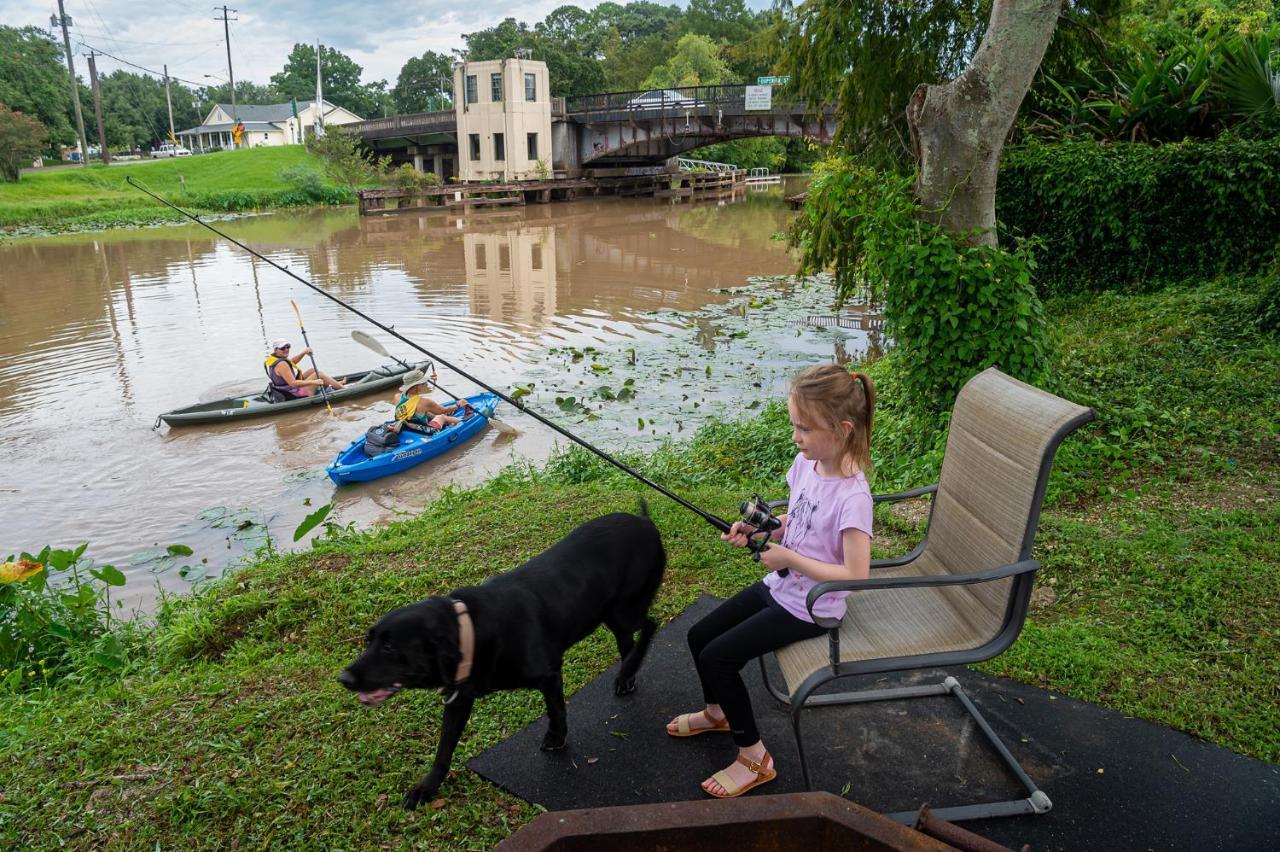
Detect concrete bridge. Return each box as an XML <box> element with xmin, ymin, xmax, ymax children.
<box><xmin>355</xmin><ymin>84</ymin><xmax>837</xmax><ymax>178</ymax></box>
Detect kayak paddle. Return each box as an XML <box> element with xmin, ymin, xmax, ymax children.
<box><xmin>291</xmin><ymin>299</ymin><xmax>333</xmax><ymax>414</ymax></box>
<box><xmin>351</xmin><ymin>329</ymin><xmax>519</xmax><ymax>436</ymax></box>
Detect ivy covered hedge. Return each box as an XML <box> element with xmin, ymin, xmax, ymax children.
<box><xmin>997</xmin><ymin>138</ymin><xmax>1280</xmax><ymax>292</ymax></box>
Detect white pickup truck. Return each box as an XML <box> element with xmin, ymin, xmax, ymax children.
<box><xmin>150</xmin><ymin>143</ymin><xmax>191</xmax><ymax>159</ymax></box>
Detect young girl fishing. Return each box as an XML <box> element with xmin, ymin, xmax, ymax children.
<box><xmin>666</xmin><ymin>363</ymin><xmax>874</xmax><ymax>798</ymax></box>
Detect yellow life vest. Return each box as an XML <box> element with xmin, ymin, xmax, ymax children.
<box><xmin>265</xmin><ymin>354</ymin><xmax>301</xmax><ymax>378</ymax></box>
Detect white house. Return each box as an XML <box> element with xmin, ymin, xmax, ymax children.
<box><xmin>176</xmin><ymin>100</ymin><xmax>363</xmax><ymax>152</ymax></box>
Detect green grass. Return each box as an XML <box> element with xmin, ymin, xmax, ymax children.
<box><xmin>0</xmin><ymin>147</ymin><xmax>353</xmax><ymax>234</ymax></box>
<box><xmin>0</xmin><ymin>274</ymin><xmax>1276</xmax><ymax>847</ymax></box>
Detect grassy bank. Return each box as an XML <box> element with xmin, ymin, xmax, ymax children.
<box><xmin>0</xmin><ymin>147</ymin><xmax>352</xmax><ymax>235</ymax></box>
<box><xmin>1</xmin><ymin>274</ymin><xmax>1276</xmax><ymax>848</ymax></box>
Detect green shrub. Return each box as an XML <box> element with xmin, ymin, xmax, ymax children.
<box><xmin>386</xmin><ymin>162</ymin><xmax>442</xmax><ymax>190</ymax></box>
<box><xmin>1257</xmin><ymin>266</ymin><xmax>1280</xmax><ymax>335</ymax></box>
<box><xmin>0</xmin><ymin>545</ymin><xmax>127</xmax><ymax>691</ymax></box>
<box><xmin>998</xmin><ymin>137</ymin><xmax>1280</xmax><ymax>291</ymax></box>
<box><xmin>277</xmin><ymin>164</ymin><xmax>329</xmax><ymax>200</ymax></box>
<box><xmin>793</xmin><ymin>159</ymin><xmax>1048</xmax><ymax>414</ymax></box>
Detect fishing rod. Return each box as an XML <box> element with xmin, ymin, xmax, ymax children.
<box><xmin>128</xmin><ymin>177</ymin><xmax>731</xmax><ymax>533</ymax></box>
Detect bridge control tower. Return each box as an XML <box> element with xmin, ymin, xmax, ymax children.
<box><xmin>453</xmin><ymin>57</ymin><xmax>553</xmax><ymax>183</ymax></box>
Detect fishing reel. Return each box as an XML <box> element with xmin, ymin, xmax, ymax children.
<box><xmin>739</xmin><ymin>494</ymin><xmax>784</xmax><ymax>571</ymax></box>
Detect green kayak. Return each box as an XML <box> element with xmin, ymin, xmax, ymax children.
<box><xmin>158</xmin><ymin>360</ymin><xmax>431</xmax><ymax>427</ymax></box>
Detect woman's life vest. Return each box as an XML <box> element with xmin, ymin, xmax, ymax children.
<box><xmin>265</xmin><ymin>354</ymin><xmax>304</xmax><ymax>398</ymax></box>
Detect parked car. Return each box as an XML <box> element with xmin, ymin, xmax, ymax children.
<box><xmin>150</xmin><ymin>143</ymin><xmax>192</xmax><ymax>159</ymax></box>
<box><xmin>625</xmin><ymin>89</ymin><xmax>703</xmax><ymax>110</ymax></box>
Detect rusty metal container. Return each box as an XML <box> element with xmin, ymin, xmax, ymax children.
<box><xmin>494</xmin><ymin>792</ymin><xmax>959</xmax><ymax>851</ymax></box>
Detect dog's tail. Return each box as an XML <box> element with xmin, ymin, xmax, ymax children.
<box><xmin>636</xmin><ymin>498</ymin><xmax>651</xmax><ymax>520</ymax></box>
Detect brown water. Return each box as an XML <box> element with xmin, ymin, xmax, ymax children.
<box><xmin>0</xmin><ymin>179</ymin><xmax>875</xmax><ymax>610</ymax></box>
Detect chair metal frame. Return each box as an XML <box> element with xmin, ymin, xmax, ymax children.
<box><xmin>758</xmin><ymin>389</ymin><xmax>1094</xmax><ymax>824</ymax></box>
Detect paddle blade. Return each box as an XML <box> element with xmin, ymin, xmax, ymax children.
<box><xmin>351</xmin><ymin>329</ymin><xmax>390</xmax><ymax>357</ymax></box>
<box><xmin>487</xmin><ymin>417</ymin><xmax>519</xmax><ymax>436</ymax></box>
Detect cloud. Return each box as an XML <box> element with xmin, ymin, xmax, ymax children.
<box><xmin>1</xmin><ymin>0</ymin><xmax>773</xmax><ymax>89</ymax></box>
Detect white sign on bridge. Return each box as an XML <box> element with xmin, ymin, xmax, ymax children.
<box><xmin>744</xmin><ymin>85</ymin><xmax>772</xmax><ymax>111</ymax></box>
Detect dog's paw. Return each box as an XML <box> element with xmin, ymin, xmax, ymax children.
<box><xmin>402</xmin><ymin>780</ymin><xmax>438</xmax><ymax>810</ymax></box>
<box><xmin>540</xmin><ymin>730</ymin><xmax>568</xmax><ymax>751</ymax></box>
<box><xmin>613</xmin><ymin>675</ymin><xmax>636</xmax><ymax>696</ymax></box>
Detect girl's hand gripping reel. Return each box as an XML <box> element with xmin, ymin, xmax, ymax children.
<box><xmin>739</xmin><ymin>495</ymin><xmax>785</xmax><ymax>573</ymax></box>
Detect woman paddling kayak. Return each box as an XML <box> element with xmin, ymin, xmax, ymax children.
<box><xmin>265</xmin><ymin>338</ymin><xmax>346</xmax><ymax>400</ymax></box>
<box><xmin>390</xmin><ymin>368</ymin><xmax>475</xmax><ymax>433</ymax></box>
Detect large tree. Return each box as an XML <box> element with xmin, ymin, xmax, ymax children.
<box><xmin>97</xmin><ymin>71</ymin><xmax>199</xmax><ymax>150</ymax></box>
<box><xmin>907</xmin><ymin>0</ymin><xmax>1067</xmax><ymax>244</ymax></box>
<box><xmin>463</xmin><ymin>15</ymin><xmax>609</xmax><ymax>97</ymax></box>
<box><xmin>0</xmin><ymin>26</ymin><xmax>75</xmax><ymax>147</ymax></box>
<box><xmin>778</xmin><ymin>0</ymin><xmax>1124</xmax><ymax>244</ymax></box>
<box><xmin>270</xmin><ymin>44</ymin><xmax>387</xmax><ymax>118</ymax></box>
<box><xmin>641</xmin><ymin>32</ymin><xmax>736</xmax><ymax>88</ymax></box>
<box><xmin>0</xmin><ymin>105</ymin><xmax>48</xmax><ymax>181</ymax></box>
<box><xmin>392</xmin><ymin>50</ymin><xmax>454</xmax><ymax>113</ymax></box>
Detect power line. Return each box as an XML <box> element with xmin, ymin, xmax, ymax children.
<box><xmin>72</xmin><ymin>40</ymin><xmax>214</xmax><ymax>88</ymax></box>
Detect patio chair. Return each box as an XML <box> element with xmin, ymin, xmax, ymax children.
<box><xmin>759</xmin><ymin>367</ymin><xmax>1094</xmax><ymax>823</ymax></box>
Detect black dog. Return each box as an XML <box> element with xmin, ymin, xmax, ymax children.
<box><xmin>339</xmin><ymin>507</ymin><xmax>665</xmax><ymax>808</ymax></box>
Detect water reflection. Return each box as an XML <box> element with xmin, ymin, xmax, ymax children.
<box><xmin>465</xmin><ymin>225</ymin><xmax>557</xmax><ymax>323</ymax></box>
<box><xmin>0</xmin><ymin>179</ymin><xmax>879</xmax><ymax>611</ymax></box>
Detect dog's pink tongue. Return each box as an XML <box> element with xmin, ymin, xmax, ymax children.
<box><xmin>358</xmin><ymin>688</ymin><xmax>394</xmax><ymax>705</ymax></box>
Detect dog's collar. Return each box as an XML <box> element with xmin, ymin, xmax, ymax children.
<box><xmin>451</xmin><ymin>599</ymin><xmax>474</xmax><ymax>686</ymax></box>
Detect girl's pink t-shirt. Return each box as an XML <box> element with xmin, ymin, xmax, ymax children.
<box><xmin>763</xmin><ymin>452</ymin><xmax>874</xmax><ymax>623</ymax></box>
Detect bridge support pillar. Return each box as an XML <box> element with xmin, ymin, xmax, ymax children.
<box><xmin>409</xmin><ymin>145</ymin><xmax>425</xmax><ymax>173</ymax></box>
<box><xmin>433</xmin><ymin>153</ymin><xmax>443</xmax><ymax>179</ymax></box>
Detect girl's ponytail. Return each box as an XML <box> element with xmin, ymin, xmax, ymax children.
<box><xmin>790</xmin><ymin>364</ymin><xmax>875</xmax><ymax>476</ymax></box>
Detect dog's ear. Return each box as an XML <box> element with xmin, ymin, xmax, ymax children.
<box><xmin>422</xmin><ymin>597</ymin><xmax>462</xmax><ymax>686</ymax></box>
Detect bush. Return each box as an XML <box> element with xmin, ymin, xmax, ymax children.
<box><xmin>998</xmin><ymin>137</ymin><xmax>1280</xmax><ymax>291</ymax></box>
<box><xmin>1257</xmin><ymin>266</ymin><xmax>1280</xmax><ymax>335</ymax></box>
<box><xmin>305</xmin><ymin>127</ymin><xmax>387</xmax><ymax>191</ymax></box>
<box><xmin>1</xmin><ymin>545</ymin><xmax>127</xmax><ymax>691</ymax></box>
<box><xmin>792</xmin><ymin>159</ymin><xmax>1048</xmax><ymax>414</ymax></box>
<box><xmin>386</xmin><ymin>162</ymin><xmax>442</xmax><ymax>190</ymax></box>
<box><xmin>277</xmin><ymin>164</ymin><xmax>328</xmax><ymax>199</ymax></box>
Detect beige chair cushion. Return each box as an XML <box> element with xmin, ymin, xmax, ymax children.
<box><xmin>774</xmin><ymin>368</ymin><xmax>1092</xmax><ymax>697</ymax></box>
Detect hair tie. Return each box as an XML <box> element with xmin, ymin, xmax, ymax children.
<box><xmin>849</xmin><ymin>370</ymin><xmax>859</xmax><ymax>380</ymax></box>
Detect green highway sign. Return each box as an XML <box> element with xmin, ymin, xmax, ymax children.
<box><xmin>757</xmin><ymin>75</ymin><xmax>791</xmax><ymax>86</ymax></box>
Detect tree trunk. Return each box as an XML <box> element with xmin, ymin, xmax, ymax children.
<box><xmin>906</xmin><ymin>0</ymin><xmax>1064</xmax><ymax>247</ymax></box>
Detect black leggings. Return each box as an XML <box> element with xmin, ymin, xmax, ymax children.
<box><xmin>687</xmin><ymin>582</ymin><xmax>826</xmax><ymax>747</ymax></box>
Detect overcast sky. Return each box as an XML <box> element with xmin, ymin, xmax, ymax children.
<box><xmin>5</xmin><ymin>1</ymin><xmax>771</xmax><ymax>93</ymax></box>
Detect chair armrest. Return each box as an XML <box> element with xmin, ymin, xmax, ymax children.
<box><xmin>803</xmin><ymin>559</ymin><xmax>1041</xmax><ymax>628</ymax></box>
<box><xmin>872</xmin><ymin>483</ymin><xmax>938</xmax><ymax>504</ymax></box>
<box><xmin>868</xmin><ymin>483</ymin><xmax>937</xmax><ymax>569</ymax></box>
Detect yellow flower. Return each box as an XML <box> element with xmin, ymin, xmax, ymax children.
<box><xmin>0</xmin><ymin>560</ymin><xmax>44</xmax><ymax>583</ymax></box>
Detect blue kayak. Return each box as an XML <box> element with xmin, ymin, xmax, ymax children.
<box><xmin>326</xmin><ymin>393</ymin><xmax>500</xmax><ymax>485</ymax></box>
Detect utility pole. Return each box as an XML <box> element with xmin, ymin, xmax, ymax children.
<box><xmin>52</xmin><ymin>0</ymin><xmax>90</xmax><ymax>167</ymax></box>
<box><xmin>215</xmin><ymin>5</ymin><xmax>238</xmax><ymax>145</ymax></box>
<box><xmin>85</xmin><ymin>50</ymin><xmax>109</xmax><ymax>164</ymax></box>
<box><xmin>163</xmin><ymin>64</ymin><xmax>175</xmax><ymax>142</ymax></box>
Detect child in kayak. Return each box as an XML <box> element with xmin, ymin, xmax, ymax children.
<box><xmin>391</xmin><ymin>369</ymin><xmax>476</xmax><ymax>433</ymax></box>
<box><xmin>265</xmin><ymin>338</ymin><xmax>346</xmax><ymax>399</ymax></box>
<box><xmin>666</xmin><ymin>364</ymin><xmax>875</xmax><ymax>799</ymax></box>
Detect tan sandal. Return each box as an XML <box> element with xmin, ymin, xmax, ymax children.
<box><xmin>704</xmin><ymin>751</ymin><xmax>776</xmax><ymax>799</ymax></box>
<box><xmin>667</xmin><ymin>710</ymin><xmax>731</xmax><ymax>738</ymax></box>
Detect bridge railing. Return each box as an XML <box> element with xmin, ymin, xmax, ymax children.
<box><xmin>565</xmin><ymin>84</ymin><xmax>758</xmax><ymax>116</ymax></box>
<box><xmin>676</xmin><ymin>157</ymin><xmax>739</xmax><ymax>173</ymax></box>
<box><xmin>355</xmin><ymin>109</ymin><xmax>454</xmax><ymax>137</ymax></box>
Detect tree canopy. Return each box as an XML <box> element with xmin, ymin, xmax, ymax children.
<box><xmin>0</xmin><ymin>104</ymin><xmax>48</xmax><ymax>181</ymax></box>
<box><xmin>641</xmin><ymin>33</ymin><xmax>736</xmax><ymax>88</ymax></box>
<box><xmin>771</xmin><ymin>0</ymin><xmax>1128</xmax><ymax>164</ymax></box>
<box><xmin>0</xmin><ymin>26</ymin><xmax>76</xmax><ymax>147</ymax></box>
<box><xmin>393</xmin><ymin>51</ymin><xmax>454</xmax><ymax>113</ymax></box>
<box><xmin>270</xmin><ymin>44</ymin><xmax>391</xmax><ymax>119</ymax></box>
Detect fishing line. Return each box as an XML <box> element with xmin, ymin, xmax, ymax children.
<box><xmin>127</xmin><ymin>177</ymin><xmax>731</xmax><ymax>532</ymax></box>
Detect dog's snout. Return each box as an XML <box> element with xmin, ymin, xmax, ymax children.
<box><xmin>338</xmin><ymin>669</ymin><xmax>357</xmax><ymax>690</ymax></box>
